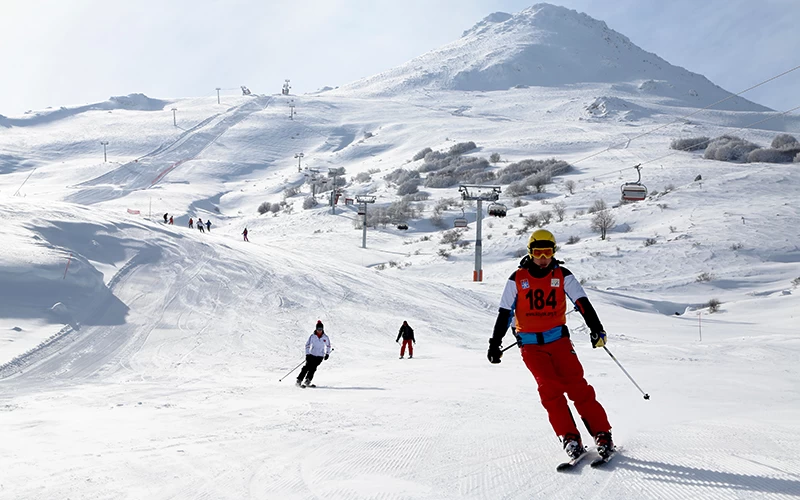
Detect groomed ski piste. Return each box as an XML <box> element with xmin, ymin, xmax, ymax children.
<box><xmin>1</xmin><ymin>4</ymin><xmax>799</xmax><ymax>499</ymax></box>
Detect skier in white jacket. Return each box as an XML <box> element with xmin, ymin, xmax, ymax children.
<box><xmin>296</xmin><ymin>320</ymin><xmax>332</xmax><ymax>387</ymax></box>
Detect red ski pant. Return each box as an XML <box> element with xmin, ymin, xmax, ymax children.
<box><xmin>400</xmin><ymin>339</ymin><xmax>413</xmax><ymax>357</ymax></box>
<box><xmin>521</xmin><ymin>337</ymin><xmax>610</xmax><ymax>439</ymax></box>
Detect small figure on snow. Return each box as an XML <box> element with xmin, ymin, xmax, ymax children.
<box><xmin>396</xmin><ymin>320</ymin><xmax>415</xmax><ymax>359</ymax></box>
<box><xmin>242</xmin><ymin>227</ymin><xmax>249</xmax><ymax>242</ymax></box>
<box><xmin>168</xmin><ymin>215</ymin><xmax>174</xmax><ymax>225</ymax></box>
<box><xmin>297</xmin><ymin>321</ymin><xmax>332</xmax><ymax>388</ymax></box>
<box><xmin>205</xmin><ymin>219</ymin><xmax>212</xmax><ymax>232</ymax></box>
<box><xmin>163</xmin><ymin>213</ymin><xmax>169</xmax><ymax>223</ymax></box>
<box><xmin>197</xmin><ymin>218</ymin><xmax>205</xmax><ymax>233</ymax></box>
<box><xmin>488</xmin><ymin>229</ymin><xmax>615</xmax><ymax>461</ymax></box>
<box><xmin>189</xmin><ymin>218</ymin><xmax>194</xmax><ymax>229</ymax></box>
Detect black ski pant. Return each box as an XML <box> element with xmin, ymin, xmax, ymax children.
<box><xmin>297</xmin><ymin>354</ymin><xmax>323</xmax><ymax>383</ymax></box>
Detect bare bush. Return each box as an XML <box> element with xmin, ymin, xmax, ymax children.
<box><xmin>644</xmin><ymin>237</ymin><xmax>657</xmax><ymax>247</ymax></box>
<box><xmin>396</xmin><ymin>179</ymin><xmax>421</xmax><ymax>196</ymax></box>
<box><xmin>522</xmin><ymin>213</ymin><xmax>540</xmax><ymax>230</ymax></box>
<box><xmin>496</xmin><ymin>158</ymin><xmax>570</xmax><ymax>185</ymax></box>
<box><xmin>670</xmin><ymin>136</ymin><xmax>710</xmax><ymax>152</ymax></box>
<box><xmin>283</xmin><ymin>187</ymin><xmax>299</xmax><ymax>199</ymax></box>
<box><xmin>747</xmin><ymin>148</ymin><xmax>795</xmax><ymax>163</ymax></box>
<box><xmin>403</xmin><ymin>191</ymin><xmax>429</xmax><ymax>201</ymax></box>
<box><xmin>696</xmin><ymin>272</ymin><xmax>714</xmax><ymax>282</ymax></box>
<box><xmin>591</xmin><ymin>210</ymin><xmax>615</xmax><ymax>240</ymax></box>
<box><xmin>385</xmin><ymin>168</ymin><xmax>420</xmax><ymax>186</ymax></box>
<box><xmin>706</xmin><ymin>298</ymin><xmax>721</xmax><ymax>313</ymax></box>
<box><xmin>440</xmin><ymin>229</ymin><xmax>463</xmax><ymax>248</ymax></box>
<box><xmin>413</xmin><ymin>147</ymin><xmax>433</xmax><ymax>161</ymax></box>
<box><xmin>564</xmin><ymin>180</ymin><xmax>576</xmax><ymax>194</ymax></box>
<box><xmin>354</xmin><ymin>171</ymin><xmax>373</xmax><ymax>183</ymax></box>
<box><xmin>302</xmin><ymin>196</ymin><xmax>318</xmax><ymax>209</ymax></box>
<box><xmin>771</xmin><ymin>134</ymin><xmax>800</xmax><ymax>150</ymax></box>
<box><xmin>258</xmin><ymin>202</ymin><xmax>271</xmax><ymax>215</ymax></box>
<box><xmin>490</xmin><ymin>152</ymin><xmax>501</xmax><ymax>163</ymax></box>
<box><xmin>448</xmin><ymin>141</ymin><xmax>477</xmax><ymax>156</ymax></box>
<box><xmin>704</xmin><ymin>135</ymin><xmax>760</xmax><ymax>163</ymax></box>
<box><xmin>505</xmin><ymin>182</ymin><xmax>528</xmax><ymax>198</ymax></box>
<box><xmin>437</xmin><ymin>248</ymin><xmax>451</xmax><ymax>259</ymax></box>
<box><xmin>553</xmin><ymin>202</ymin><xmax>566</xmax><ymax>222</ymax></box>
<box><xmin>567</xmin><ymin>235</ymin><xmax>580</xmax><ymax>245</ymax></box>
<box><xmin>588</xmin><ymin>199</ymin><xmax>607</xmax><ymax>214</ymax></box>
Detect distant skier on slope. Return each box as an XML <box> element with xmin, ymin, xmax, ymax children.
<box><xmin>197</xmin><ymin>218</ymin><xmax>204</xmax><ymax>233</ymax></box>
<box><xmin>396</xmin><ymin>320</ymin><xmax>415</xmax><ymax>359</ymax></box>
<box><xmin>487</xmin><ymin>229</ymin><xmax>614</xmax><ymax>461</ymax></box>
<box><xmin>163</xmin><ymin>213</ymin><xmax>169</xmax><ymax>223</ymax></box>
<box><xmin>205</xmin><ymin>219</ymin><xmax>212</xmax><ymax>232</ymax></box>
<box><xmin>189</xmin><ymin>217</ymin><xmax>194</xmax><ymax>229</ymax></box>
<box><xmin>242</xmin><ymin>227</ymin><xmax>249</xmax><ymax>242</ymax></box>
<box><xmin>168</xmin><ymin>215</ymin><xmax>174</xmax><ymax>225</ymax></box>
<box><xmin>297</xmin><ymin>320</ymin><xmax>332</xmax><ymax>388</ymax></box>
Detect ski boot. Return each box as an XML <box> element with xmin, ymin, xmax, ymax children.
<box><xmin>295</xmin><ymin>379</ymin><xmax>303</xmax><ymax>388</ymax></box>
<box><xmin>594</xmin><ymin>431</ymin><xmax>614</xmax><ymax>458</ymax></box>
<box><xmin>562</xmin><ymin>434</ymin><xmax>585</xmax><ymax>460</ymax></box>
<box><xmin>304</xmin><ymin>379</ymin><xmax>316</xmax><ymax>388</ymax></box>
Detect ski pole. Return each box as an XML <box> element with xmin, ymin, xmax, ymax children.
<box><xmin>501</xmin><ymin>341</ymin><xmax>521</xmax><ymax>353</ymax></box>
<box><xmin>603</xmin><ymin>346</ymin><xmax>650</xmax><ymax>400</ymax></box>
<box><xmin>279</xmin><ymin>359</ymin><xmax>306</xmax><ymax>382</ymax></box>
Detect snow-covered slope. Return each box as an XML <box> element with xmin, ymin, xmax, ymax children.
<box><xmin>333</xmin><ymin>3</ymin><xmax>768</xmax><ymax>112</ymax></box>
<box><xmin>1</xmin><ymin>5</ymin><xmax>799</xmax><ymax>499</ymax></box>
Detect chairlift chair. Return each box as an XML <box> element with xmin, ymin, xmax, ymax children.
<box><xmin>621</xmin><ymin>164</ymin><xmax>648</xmax><ymax>202</ymax></box>
<box><xmin>357</xmin><ymin>204</ymin><xmax>366</xmax><ymax>216</ymax></box>
<box><xmin>487</xmin><ymin>202</ymin><xmax>508</xmax><ymax>218</ymax></box>
<box><xmin>397</xmin><ymin>223</ymin><xmax>408</xmax><ymax>230</ymax></box>
<box><xmin>454</xmin><ymin>218</ymin><xmax>468</xmax><ymax>228</ymax></box>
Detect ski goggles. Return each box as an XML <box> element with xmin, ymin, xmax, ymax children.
<box><xmin>530</xmin><ymin>247</ymin><xmax>555</xmax><ymax>259</ymax></box>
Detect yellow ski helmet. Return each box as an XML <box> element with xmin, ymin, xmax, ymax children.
<box><xmin>528</xmin><ymin>229</ymin><xmax>556</xmax><ymax>257</ymax></box>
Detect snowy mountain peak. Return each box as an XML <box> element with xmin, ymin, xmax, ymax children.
<box><xmin>461</xmin><ymin>11</ymin><xmax>513</xmax><ymax>37</ymax></box>
<box><xmin>334</xmin><ymin>3</ymin><xmax>767</xmax><ymax>111</ymax></box>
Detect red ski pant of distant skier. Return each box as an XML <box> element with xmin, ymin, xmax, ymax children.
<box><xmin>521</xmin><ymin>337</ymin><xmax>611</xmax><ymax>439</ymax></box>
<box><xmin>400</xmin><ymin>339</ymin><xmax>413</xmax><ymax>357</ymax></box>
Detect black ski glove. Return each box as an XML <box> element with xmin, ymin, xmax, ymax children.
<box><xmin>590</xmin><ymin>331</ymin><xmax>607</xmax><ymax>348</ymax></box>
<box><xmin>487</xmin><ymin>338</ymin><xmax>503</xmax><ymax>364</ymax></box>
<box><xmin>324</xmin><ymin>354</ymin><xmax>329</xmax><ymax>360</ymax></box>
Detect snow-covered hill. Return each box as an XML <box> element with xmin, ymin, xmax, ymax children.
<box><xmin>0</xmin><ymin>3</ymin><xmax>799</xmax><ymax>499</ymax></box>
<box><xmin>332</xmin><ymin>4</ymin><xmax>769</xmax><ymax>113</ymax></box>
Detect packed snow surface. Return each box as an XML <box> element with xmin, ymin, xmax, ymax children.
<box><xmin>1</xmin><ymin>4</ymin><xmax>798</xmax><ymax>499</ymax></box>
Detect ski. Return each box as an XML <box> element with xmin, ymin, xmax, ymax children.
<box><xmin>590</xmin><ymin>448</ymin><xmax>617</xmax><ymax>468</ymax></box>
<box><xmin>556</xmin><ymin>450</ymin><xmax>589</xmax><ymax>472</ymax></box>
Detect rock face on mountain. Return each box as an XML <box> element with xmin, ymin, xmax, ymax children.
<box><xmin>333</xmin><ymin>3</ymin><xmax>767</xmax><ymax>111</ymax></box>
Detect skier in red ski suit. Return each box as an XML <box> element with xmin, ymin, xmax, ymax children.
<box><xmin>488</xmin><ymin>229</ymin><xmax>614</xmax><ymax>460</ymax></box>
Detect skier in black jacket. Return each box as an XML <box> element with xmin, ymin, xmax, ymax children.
<box><xmin>396</xmin><ymin>321</ymin><xmax>415</xmax><ymax>359</ymax></box>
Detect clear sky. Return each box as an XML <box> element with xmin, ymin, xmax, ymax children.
<box><xmin>1</xmin><ymin>0</ymin><xmax>798</xmax><ymax>115</ymax></box>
